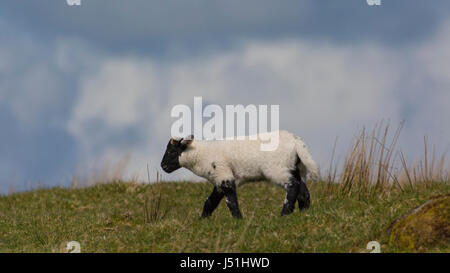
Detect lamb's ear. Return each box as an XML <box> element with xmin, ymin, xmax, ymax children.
<box><xmin>181</xmin><ymin>135</ymin><xmax>194</xmax><ymax>146</ymax></box>
<box><xmin>170</xmin><ymin>136</ymin><xmax>182</xmax><ymax>145</ymax></box>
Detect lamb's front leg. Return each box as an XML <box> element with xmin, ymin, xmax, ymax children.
<box><xmin>201</xmin><ymin>186</ymin><xmax>224</xmax><ymax>218</ymax></box>
<box><xmin>220</xmin><ymin>180</ymin><xmax>243</xmax><ymax>219</ymax></box>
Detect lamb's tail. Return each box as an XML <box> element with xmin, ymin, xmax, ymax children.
<box><xmin>294</xmin><ymin>136</ymin><xmax>319</xmax><ymax>181</ymax></box>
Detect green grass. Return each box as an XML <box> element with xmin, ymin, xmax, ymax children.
<box><xmin>0</xmin><ymin>180</ymin><xmax>448</xmax><ymax>253</ymax></box>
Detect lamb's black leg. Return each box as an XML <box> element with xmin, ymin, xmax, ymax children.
<box><xmin>297</xmin><ymin>179</ymin><xmax>310</xmax><ymax>210</ymax></box>
<box><xmin>220</xmin><ymin>180</ymin><xmax>243</xmax><ymax>219</ymax></box>
<box><xmin>201</xmin><ymin>186</ymin><xmax>225</xmax><ymax>218</ymax></box>
<box><xmin>281</xmin><ymin>180</ymin><xmax>300</xmax><ymax>216</ymax></box>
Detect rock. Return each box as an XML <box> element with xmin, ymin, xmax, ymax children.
<box><xmin>388</xmin><ymin>194</ymin><xmax>450</xmax><ymax>250</ymax></box>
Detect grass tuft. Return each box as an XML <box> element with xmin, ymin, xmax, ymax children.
<box><xmin>144</xmin><ymin>164</ymin><xmax>166</xmax><ymax>223</ymax></box>
<box><xmin>326</xmin><ymin>122</ymin><xmax>449</xmax><ymax>199</ymax></box>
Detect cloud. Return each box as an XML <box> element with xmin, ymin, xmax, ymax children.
<box><xmin>0</xmin><ymin>26</ymin><xmax>99</xmax><ymax>192</ymax></box>
<box><xmin>67</xmin><ymin>58</ymin><xmax>179</xmax><ymax>181</ymax></box>
<box><xmin>3</xmin><ymin>0</ymin><xmax>450</xmax><ymax>52</ymax></box>
<box><xmin>67</xmin><ymin>21</ymin><xmax>450</xmax><ymax>182</ymax></box>
<box><xmin>399</xmin><ymin>20</ymin><xmax>450</xmax><ymax>150</ymax></box>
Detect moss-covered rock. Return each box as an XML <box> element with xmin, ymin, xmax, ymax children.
<box><xmin>388</xmin><ymin>194</ymin><xmax>450</xmax><ymax>250</ymax></box>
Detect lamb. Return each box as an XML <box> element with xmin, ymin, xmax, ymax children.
<box><xmin>160</xmin><ymin>130</ymin><xmax>319</xmax><ymax>218</ymax></box>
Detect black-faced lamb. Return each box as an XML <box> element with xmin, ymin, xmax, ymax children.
<box><xmin>160</xmin><ymin>130</ymin><xmax>318</xmax><ymax>218</ymax></box>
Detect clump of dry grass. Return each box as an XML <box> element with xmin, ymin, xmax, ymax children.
<box><xmin>326</xmin><ymin>121</ymin><xmax>449</xmax><ymax>198</ymax></box>
<box><xmin>144</xmin><ymin>163</ymin><xmax>166</xmax><ymax>223</ymax></box>
<box><xmin>399</xmin><ymin>136</ymin><xmax>449</xmax><ymax>190</ymax></box>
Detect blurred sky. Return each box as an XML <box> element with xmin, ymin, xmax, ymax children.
<box><xmin>1</xmin><ymin>0</ymin><xmax>450</xmax><ymax>193</ymax></box>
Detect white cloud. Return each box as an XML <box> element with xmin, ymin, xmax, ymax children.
<box><xmin>70</xmin><ymin>60</ymin><xmax>157</xmax><ymax>131</ymax></box>
<box><xmin>395</xmin><ymin>20</ymin><xmax>450</xmax><ymax>151</ymax></box>
<box><xmin>0</xmin><ymin>35</ymin><xmax>100</xmax><ymax>130</ymax></box>
<box><xmin>67</xmin><ymin>22</ymin><xmax>450</xmax><ymax>182</ymax></box>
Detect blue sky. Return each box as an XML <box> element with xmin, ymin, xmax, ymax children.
<box><xmin>1</xmin><ymin>0</ymin><xmax>450</xmax><ymax>193</ymax></box>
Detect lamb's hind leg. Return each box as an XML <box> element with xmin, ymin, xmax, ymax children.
<box><xmin>281</xmin><ymin>180</ymin><xmax>300</xmax><ymax>216</ymax></box>
<box><xmin>297</xmin><ymin>179</ymin><xmax>310</xmax><ymax>210</ymax></box>
<box><xmin>297</xmin><ymin>164</ymin><xmax>311</xmax><ymax>210</ymax></box>
<box><xmin>201</xmin><ymin>186</ymin><xmax>224</xmax><ymax>218</ymax></box>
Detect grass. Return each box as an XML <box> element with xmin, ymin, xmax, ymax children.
<box><xmin>0</xmin><ymin>180</ymin><xmax>448</xmax><ymax>253</ymax></box>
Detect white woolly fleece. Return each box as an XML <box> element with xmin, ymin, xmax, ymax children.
<box><xmin>178</xmin><ymin>130</ymin><xmax>319</xmax><ymax>188</ymax></box>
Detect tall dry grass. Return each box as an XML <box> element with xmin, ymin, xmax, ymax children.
<box><xmin>326</xmin><ymin>122</ymin><xmax>449</xmax><ymax>198</ymax></box>
<box><xmin>144</xmin><ymin>163</ymin><xmax>166</xmax><ymax>223</ymax></box>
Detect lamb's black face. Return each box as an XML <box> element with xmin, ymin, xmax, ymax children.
<box><xmin>160</xmin><ymin>137</ymin><xmax>190</xmax><ymax>173</ymax></box>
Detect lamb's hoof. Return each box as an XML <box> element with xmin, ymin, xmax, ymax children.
<box><xmin>281</xmin><ymin>206</ymin><xmax>294</xmax><ymax>216</ymax></box>
<box><xmin>232</xmin><ymin>213</ymin><xmax>243</xmax><ymax>219</ymax></box>
<box><xmin>200</xmin><ymin>213</ymin><xmax>212</xmax><ymax>219</ymax></box>
<box><xmin>298</xmin><ymin>198</ymin><xmax>310</xmax><ymax>210</ymax></box>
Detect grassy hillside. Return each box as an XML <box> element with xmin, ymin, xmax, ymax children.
<box><xmin>0</xmin><ymin>180</ymin><xmax>448</xmax><ymax>253</ymax></box>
